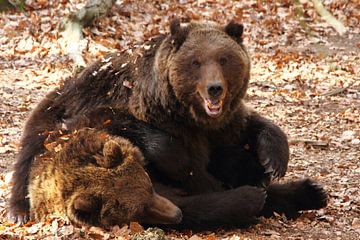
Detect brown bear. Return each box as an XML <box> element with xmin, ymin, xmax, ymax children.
<box><xmin>10</xmin><ymin>19</ymin><xmax>327</xmax><ymax>229</ymax></box>
<box><xmin>29</xmin><ymin>128</ymin><xmax>182</xmax><ymax>227</ymax></box>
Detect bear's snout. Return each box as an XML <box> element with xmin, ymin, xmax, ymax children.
<box><xmin>207</xmin><ymin>82</ymin><xmax>224</xmax><ymax>98</ymax></box>
<box><xmin>141</xmin><ymin>192</ymin><xmax>182</xmax><ymax>225</ymax></box>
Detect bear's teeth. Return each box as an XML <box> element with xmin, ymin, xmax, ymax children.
<box><xmin>206</xmin><ymin>99</ymin><xmax>222</xmax><ymax>108</ymax></box>
<box><xmin>205</xmin><ymin>99</ymin><xmax>223</xmax><ymax>117</ymax></box>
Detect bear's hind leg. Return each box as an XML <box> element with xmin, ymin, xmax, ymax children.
<box><xmin>156</xmin><ymin>184</ymin><xmax>266</xmax><ymax>230</ymax></box>
<box><xmin>260</xmin><ymin>178</ymin><xmax>328</xmax><ymax>219</ymax></box>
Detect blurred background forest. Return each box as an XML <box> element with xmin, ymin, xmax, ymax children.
<box><xmin>0</xmin><ymin>0</ymin><xmax>359</xmax><ymax>239</ymax></box>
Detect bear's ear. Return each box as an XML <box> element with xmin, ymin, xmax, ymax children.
<box><xmin>72</xmin><ymin>195</ymin><xmax>102</xmax><ymax>223</ymax></box>
<box><xmin>170</xmin><ymin>18</ymin><xmax>188</xmax><ymax>50</ymax></box>
<box><xmin>99</xmin><ymin>140</ymin><xmax>123</xmax><ymax>168</ymax></box>
<box><xmin>170</xmin><ymin>18</ymin><xmax>181</xmax><ymax>36</ymax></box>
<box><xmin>224</xmin><ymin>21</ymin><xmax>244</xmax><ymax>43</ymax></box>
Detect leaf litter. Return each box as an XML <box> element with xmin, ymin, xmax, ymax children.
<box><xmin>0</xmin><ymin>0</ymin><xmax>359</xmax><ymax>239</ymax></box>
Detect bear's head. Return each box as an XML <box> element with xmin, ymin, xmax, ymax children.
<box><xmin>30</xmin><ymin>128</ymin><xmax>182</xmax><ymax>228</ymax></box>
<box><xmin>63</xmin><ymin>129</ymin><xmax>182</xmax><ymax>227</ymax></box>
<box><xmin>156</xmin><ymin>19</ymin><xmax>250</xmax><ymax>127</ymax></box>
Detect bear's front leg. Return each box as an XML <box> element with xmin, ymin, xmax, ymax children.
<box><xmin>246</xmin><ymin>111</ymin><xmax>289</xmax><ymax>181</ymax></box>
<box><xmin>208</xmin><ymin>110</ymin><xmax>289</xmax><ymax>188</ymax></box>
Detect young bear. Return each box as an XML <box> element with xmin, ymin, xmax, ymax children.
<box><xmin>29</xmin><ymin>128</ymin><xmax>182</xmax><ymax>227</ymax></box>
<box><xmin>11</xmin><ymin>19</ymin><xmax>328</xmax><ymax>229</ymax></box>
<box><xmin>62</xmin><ymin>107</ymin><xmax>328</xmax><ymax>230</ymax></box>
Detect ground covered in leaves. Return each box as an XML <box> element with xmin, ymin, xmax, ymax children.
<box><xmin>0</xmin><ymin>0</ymin><xmax>359</xmax><ymax>239</ymax></box>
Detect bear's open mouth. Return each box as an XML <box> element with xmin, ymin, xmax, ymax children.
<box><xmin>204</xmin><ymin>99</ymin><xmax>223</xmax><ymax>117</ymax></box>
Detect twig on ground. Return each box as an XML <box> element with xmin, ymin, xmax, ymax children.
<box><xmin>321</xmin><ymin>81</ymin><xmax>356</xmax><ymax>97</ymax></box>
<box><xmin>289</xmin><ymin>139</ymin><xmax>329</xmax><ymax>148</ymax></box>
<box><xmin>294</xmin><ymin>0</ymin><xmax>312</xmax><ymax>34</ymax></box>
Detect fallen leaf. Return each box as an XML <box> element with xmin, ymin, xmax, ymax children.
<box><xmin>129</xmin><ymin>222</ymin><xmax>144</xmax><ymax>234</ymax></box>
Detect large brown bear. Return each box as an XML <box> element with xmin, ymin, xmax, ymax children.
<box><xmin>10</xmin><ymin>19</ymin><xmax>327</xmax><ymax>229</ymax></box>
<box><xmin>29</xmin><ymin>128</ymin><xmax>182</xmax><ymax>227</ymax></box>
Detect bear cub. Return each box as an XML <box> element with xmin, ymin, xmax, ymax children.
<box><xmin>28</xmin><ymin>128</ymin><xmax>182</xmax><ymax>227</ymax></box>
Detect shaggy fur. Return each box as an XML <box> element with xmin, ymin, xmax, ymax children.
<box><xmin>29</xmin><ymin>128</ymin><xmax>182</xmax><ymax>227</ymax></box>
<box><xmin>62</xmin><ymin>107</ymin><xmax>328</xmax><ymax>229</ymax></box>
<box><xmin>11</xmin><ymin>19</ymin><xmax>328</xmax><ymax>228</ymax></box>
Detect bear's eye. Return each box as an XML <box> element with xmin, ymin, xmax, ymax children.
<box><xmin>219</xmin><ymin>57</ymin><xmax>228</xmax><ymax>66</ymax></box>
<box><xmin>192</xmin><ymin>60</ymin><xmax>201</xmax><ymax>68</ymax></box>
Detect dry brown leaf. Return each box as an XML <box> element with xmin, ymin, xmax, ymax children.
<box><xmin>129</xmin><ymin>222</ymin><xmax>144</xmax><ymax>234</ymax></box>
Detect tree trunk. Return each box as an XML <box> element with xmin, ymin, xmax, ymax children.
<box><xmin>0</xmin><ymin>0</ymin><xmax>24</xmax><ymax>11</ymax></box>
<box><xmin>61</xmin><ymin>0</ymin><xmax>116</xmax><ymax>70</ymax></box>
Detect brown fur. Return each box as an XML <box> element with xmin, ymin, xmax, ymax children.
<box><xmin>29</xmin><ymin>128</ymin><xmax>181</xmax><ymax>227</ymax></box>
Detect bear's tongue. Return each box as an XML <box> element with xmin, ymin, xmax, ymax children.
<box><xmin>204</xmin><ymin>99</ymin><xmax>222</xmax><ymax>117</ymax></box>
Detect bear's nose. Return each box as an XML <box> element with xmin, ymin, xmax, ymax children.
<box><xmin>207</xmin><ymin>83</ymin><xmax>224</xmax><ymax>98</ymax></box>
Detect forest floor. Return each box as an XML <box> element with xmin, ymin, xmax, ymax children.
<box><xmin>0</xmin><ymin>0</ymin><xmax>359</xmax><ymax>239</ymax></box>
